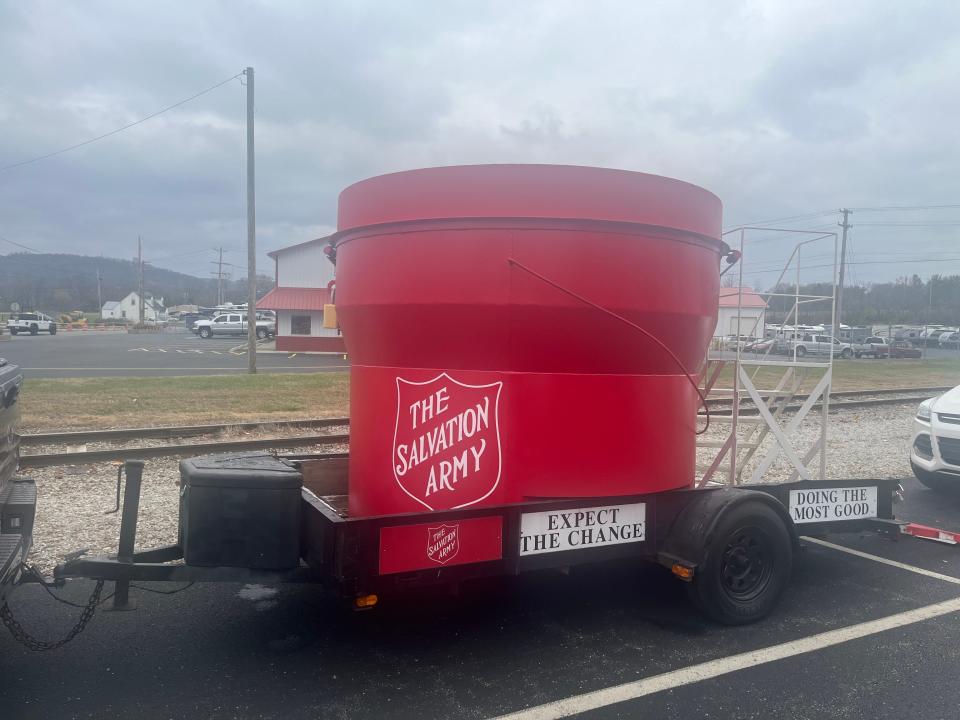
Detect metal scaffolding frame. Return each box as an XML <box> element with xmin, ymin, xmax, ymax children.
<box><xmin>697</xmin><ymin>226</ymin><xmax>839</xmax><ymax>486</ymax></box>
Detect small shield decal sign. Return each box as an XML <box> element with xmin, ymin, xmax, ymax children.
<box><xmin>426</xmin><ymin>524</ymin><xmax>460</xmax><ymax>565</ymax></box>
<box><xmin>393</xmin><ymin>373</ymin><xmax>503</xmax><ymax>511</ymax></box>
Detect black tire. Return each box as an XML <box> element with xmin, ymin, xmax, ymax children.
<box><xmin>30</xmin><ymin>324</ymin><xmax>38</xmax><ymax>335</ymax></box>
<box><xmin>49</xmin><ymin>324</ymin><xmax>57</xmax><ymax>335</ymax></box>
<box><xmin>256</xmin><ymin>327</ymin><xmax>268</xmax><ymax>340</ymax></box>
<box><xmin>795</xmin><ymin>346</ymin><xmax>807</xmax><ymax>357</ymax></box>
<box><xmin>686</xmin><ymin>501</ymin><xmax>793</xmax><ymax>625</ymax></box>
<box><xmin>9</xmin><ymin>328</ymin><xmax>16</xmax><ymax>336</ymax></box>
<box><xmin>854</xmin><ymin>352</ymin><xmax>861</xmax><ymax>358</ymax></box>
<box><xmin>840</xmin><ymin>348</ymin><xmax>853</xmax><ymax>359</ymax></box>
<box><xmin>199</xmin><ymin>327</ymin><xmax>212</xmax><ymax>339</ymax></box>
<box><xmin>911</xmin><ymin>461</ymin><xmax>957</xmax><ymax>492</ymax></box>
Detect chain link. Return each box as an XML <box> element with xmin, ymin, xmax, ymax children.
<box><xmin>1</xmin><ymin>579</ymin><xmax>104</xmax><ymax>651</ymax></box>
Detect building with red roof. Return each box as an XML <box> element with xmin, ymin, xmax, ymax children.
<box><xmin>258</xmin><ymin>236</ymin><xmax>345</xmax><ymax>352</ymax></box>
<box><xmin>715</xmin><ymin>287</ymin><xmax>767</xmax><ymax>338</ymax></box>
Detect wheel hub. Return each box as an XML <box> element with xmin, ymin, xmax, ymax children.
<box><xmin>720</xmin><ymin>529</ymin><xmax>771</xmax><ymax>601</ymax></box>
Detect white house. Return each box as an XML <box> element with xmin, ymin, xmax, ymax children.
<box><xmin>257</xmin><ymin>236</ymin><xmax>344</xmax><ymax>352</ymax></box>
<box><xmin>101</xmin><ymin>292</ymin><xmax>166</xmax><ymax>322</ymax></box>
<box><xmin>715</xmin><ymin>287</ymin><xmax>767</xmax><ymax>338</ymax></box>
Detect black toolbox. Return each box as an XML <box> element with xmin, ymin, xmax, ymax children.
<box><xmin>179</xmin><ymin>453</ymin><xmax>302</xmax><ymax>569</ymax></box>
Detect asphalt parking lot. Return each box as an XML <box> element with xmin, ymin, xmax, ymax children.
<box><xmin>3</xmin><ymin>476</ymin><xmax>960</xmax><ymax>719</ymax></box>
<box><xmin>0</xmin><ymin>328</ymin><xmax>348</xmax><ymax>378</ymax></box>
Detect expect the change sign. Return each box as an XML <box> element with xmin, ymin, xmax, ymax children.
<box><xmin>519</xmin><ymin>502</ymin><xmax>646</xmax><ymax>555</ymax></box>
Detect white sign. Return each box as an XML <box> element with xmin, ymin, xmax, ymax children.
<box><xmin>788</xmin><ymin>486</ymin><xmax>878</xmax><ymax>524</ymax></box>
<box><xmin>520</xmin><ymin>502</ymin><xmax>646</xmax><ymax>556</ymax></box>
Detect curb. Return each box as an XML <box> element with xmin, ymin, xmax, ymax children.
<box><xmin>258</xmin><ymin>349</ymin><xmax>348</xmax><ymax>356</ymax></box>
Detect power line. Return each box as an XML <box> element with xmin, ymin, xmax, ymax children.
<box><xmin>738</xmin><ymin>256</ymin><xmax>960</xmax><ymax>276</ymax></box>
<box><xmin>722</xmin><ymin>210</ymin><xmax>836</xmax><ymax>232</ymax></box>
<box><xmin>854</xmin><ymin>222</ymin><xmax>960</xmax><ymax>227</ymax></box>
<box><xmin>851</xmin><ymin>204</ymin><xmax>960</xmax><ymax>212</ymax></box>
<box><xmin>0</xmin><ymin>236</ymin><xmax>41</xmax><ymax>253</ymax></box>
<box><xmin>148</xmin><ymin>247</ymin><xmax>218</xmax><ymax>264</ymax></box>
<box><xmin>725</xmin><ymin>203</ymin><xmax>960</xmax><ymax>232</ymax></box>
<box><xmin>0</xmin><ymin>71</ymin><xmax>244</xmax><ymax>173</ymax></box>
<box><xmin>728</xmin><ymin>223</ymin><xmax>838</xmax><ymax>245</ymax></box>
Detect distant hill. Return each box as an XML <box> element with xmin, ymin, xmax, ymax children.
<box><xmin>0</xmin><ymin>253</ymin><xmax>274</xmax><ymax>314</ymax></box>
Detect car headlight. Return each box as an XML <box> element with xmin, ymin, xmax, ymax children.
<box><xmin>917</xmin><ymin>402</ymin><xmax>933</xmax><ymax>422</ymax></box>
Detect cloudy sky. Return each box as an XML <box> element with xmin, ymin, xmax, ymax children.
<box><xmin>1</xmin><ymin>0</ymin><xmax>959</xmax><ymax>286</ymax></box>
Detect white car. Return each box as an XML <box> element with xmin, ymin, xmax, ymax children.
<box><xmin>911</xmin><ymin>387</ymin><xmax>960</xmax><ymax>490</ymax></box>
<box><xmin>193</xmin><ymin>312</ymin><xmax>275</xmax><ymax>339</ymax></box>
<box><xmin>6</xmin><ymin>312</ymin><xmax>57</xmax><ymax>336</ymax></box>
<box><xmin>783</xmin><ymin>333</ymin><xmax>854</xmax><ymax>359</ymax></box>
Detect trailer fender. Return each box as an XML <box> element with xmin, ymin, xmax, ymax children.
<box><xmin>657</xmin><ymin>488</ymin><xmax>799</xmax><ymax>575</ymax></box>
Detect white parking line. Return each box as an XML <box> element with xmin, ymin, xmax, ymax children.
<box><xmin>493</xmin><ymin>597</ymin><xmax>960</xmax><ymax>720</ymax></box>
<box><xmin>493</xmin><ymin>539</ymin><xmax>960</xmax><ymax>720</ymax></box>
<box><xmin>801</xmin><ymin>536</ymin><xmax>960</xmax><ymax>585</ymax></box>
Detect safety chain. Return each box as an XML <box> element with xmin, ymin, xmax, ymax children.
<box><xmin>1</xmin><ymin>579</ymin><xmax>104</xmax><ymax>651</ymax></box>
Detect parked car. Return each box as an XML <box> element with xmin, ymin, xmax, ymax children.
<box><xmin>6</xmin><ymin>312</ymin><xmax>56</xmax><ymax>336</ymax></box>
<box><xmin>723</xmin><ymin>334</ymin><xmax>751</xmax><ymax>351</ymax></box>
<box><xmin>939</xmin><ymin>332</ymin><xmax>960</xmax><ymax>349</ymax></box>
<box><xmin>193</xmin><ymin>313</ymin><xmax>275</xmax><ymax>339</ymax></box>
<box><xmin>919</xmin><ymin>327</ymin><xmax>953</xmax><ymax>347</ymax></box>
<box><xmin>853</xmin><ymin>336</ymin><xmax>889</xmax><ymax>359</ymax></box>
<box><xmin>784</xmin><ymin>334</ymin><xmax>853</xmax><ymax>359</ymax></box>
<box><xmin>744</xmin><ymin>337</ymin><xmax>776</xmax><ymax>354</ymax></box>
<box><xmin>853</xmin><ymin>335</ymin><xmax>890</xmax><ymax>358</ymax></box>
<box><xmin>1</xmin><ymin>358</ymin><xmax>34</xmax><ymax>606</ymax></box>
<box><xmin>889</xmin><ymin>339</ymin><xmax>922</xmax><ymax>359</ymax></box>
<box><xmin>181</xmin><ymin>312</ymin><xmax>204</xmax><ymax>332</ymax></box>
<box><xmin>911</xmin><ymin>386</ymin><xmax>960</xmax><ymax>490</ymax></box>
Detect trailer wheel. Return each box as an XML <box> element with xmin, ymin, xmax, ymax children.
<box><xmin>687</xmin><ymin>501</ymin><xmax>792</xmax><ymax>625</ymax></box>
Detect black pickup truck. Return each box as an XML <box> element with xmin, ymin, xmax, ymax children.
<box><xmin>0</xmin><ymin>358</ymin><xmax>35</xmax><ymax>605</ymax></box>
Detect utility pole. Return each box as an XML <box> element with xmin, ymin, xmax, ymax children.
<box><xmin>96</xmin><ymin>266</ymin><xmax>102</xmax><ymax>313</ymax></box>
<box><xmin>244</xmin><ymin>66</ymin><xmax>257</xmax><ymax>374</ymax></box>
<box><xmin>212</xmin><ymin>247</ymin><xmax>225</xmax><ymax>305</ymax></box>
<box><xmin>836</xmin><ymin>208</ymin><xmax>852</xmax><ymax>329</ymax></box>
<box><xmin>137</xmin><ymin>236</ymin><xmax>145</xmax><ymax>325</ymax></box>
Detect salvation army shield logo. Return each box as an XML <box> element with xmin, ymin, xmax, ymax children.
<box><xmin>393</xmin><ymin>373</ymin><xmax>503</xmax><ymax>511</ymax></box>
<box><xmin>427</xmin><ymin>524</ymin><xmax>459</xmax><ymax>565</ymax></box>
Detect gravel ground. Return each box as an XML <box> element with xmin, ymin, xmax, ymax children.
<box><xmin>697</xmin><ymin>401</ymin><xmax>917</xmax><ymax>484</ymax></box>
<box><xmin>27</xmin><ymin>433</ymin><xmax>349</xmax><ymax>574</ymax></box>
<box><xmin>25</xmin><ymin>405</ymin><xmax>918</xmax><ymax>574</ymax></box>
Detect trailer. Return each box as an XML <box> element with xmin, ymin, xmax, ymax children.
<box><xmin>0</xmin><ymin>165</ymin><xmax>908</xmax><ymax>649</ymax></box>
<box><xmin>51</xmin><ymin>454</ymin><xmax>898</xmax><ymax>626</ymax></box>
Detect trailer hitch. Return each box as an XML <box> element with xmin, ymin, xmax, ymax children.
<box><xmin>105</xmin><ymin>461</ymin><xmax>124</xmax><ymax>514</ymax></box>
<box><xmin>111</xmin><ymin>459</ymin><xmax>145</xmax><ymax>609</ymax></box>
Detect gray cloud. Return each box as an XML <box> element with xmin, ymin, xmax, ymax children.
<box><xmin>0</xmin><ymin>0</ymin><xmax>959</xmax><ymax>285</ymax></box>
